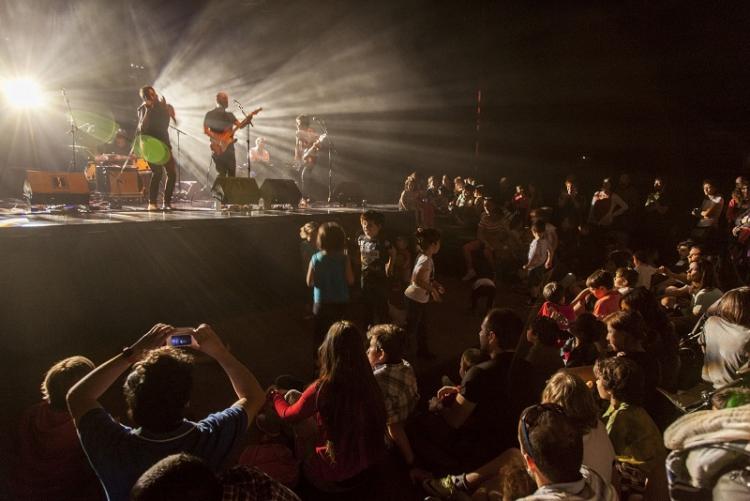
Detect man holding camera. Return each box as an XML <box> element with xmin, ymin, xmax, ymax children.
<box><xmin>67</xmin><ymin>323</ymin><xmax>265</xmax><ymax>501</ymax></box>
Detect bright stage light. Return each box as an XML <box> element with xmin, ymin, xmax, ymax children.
<box><xmin>2</xmin><ymin>78</ymin><xmax>45</xmax><ymax>108</ymax></box>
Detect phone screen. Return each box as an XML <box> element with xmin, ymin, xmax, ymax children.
<box><xmin>170</xmin><ymin>334</ymin><xmax>193</xmax><ymax>347</ymax></box>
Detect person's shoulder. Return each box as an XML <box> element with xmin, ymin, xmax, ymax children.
<box><xmin>197</xmin><ymin>405</ymin><xmax>248</xmax><ymax>430</ymax></box>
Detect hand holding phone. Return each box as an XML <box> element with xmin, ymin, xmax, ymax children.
<box><xmin>168</xmin><ymin>328</ymin><xmax>196</xmax><ymax>348</ymax></box>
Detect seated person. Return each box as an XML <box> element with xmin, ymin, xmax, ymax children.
<box><xmin>423</xmin><ymin>372</ymin><xmax>615</xmax><ymax>499</ymax></box>
<box><xmin>562</xmin><ymin>313</ymin><xmax>605</xmax><ymax>368</ymax></box>
<box><xmin>571</xmin><ymin>269</ymin><xmax>621</xmax><ymax>319</ymax></box>
<box><xmin>517</xmin><ymin>404</ymin><xmax>617</xmax><ymax>500</ymax></box>
<box><xmin>95</xmin><ymin>129</ymin><xmax>134</xmax><ymax>164</ymax></box>
<box><xmin>525</xmin><ymin>316</ymin><xmax>564</xmax><ymax>385</ymax></box>
<box><xmin>10</xmin><ymin>356</ymin><xmax>102</xmax><ymax>501</ymax></box>
<box><xmin>594</xmin><ymin>357</ymin><xmax>665</xmax><ymax>486</ymax></box>
<box><xmin>130</xmin><ymin>452</ymin><xmax>300</xmax><ymax>501</ymax></box>
<box><xmin>67</xmin><ymin>324</ymin><xmax>266</xmax><ymax>501</ymax></box>
<box><xmin>702</xmin><ymin>287</ymin><xmax>750</xmax><ymax>389</ymax></box>
<box><xmin>412</xmin><ymin>308</ymin><xmax>537</xmax><ymax>473</ymax></box>
<box><xmin>614</xmin><ymin>267</ymin><xmax>639</xmax><ymax>297</ymax></box>
<box><xmin>366</xmin><ymin>324</ymin><xmax>419</xmax><ymax>466</ymax></box>
<box><xmin>538</xmin><ymin>281</ymin><xmax>576</xmax><ymax>331</ymax></box>
<box><xmin>632</xmin><ymin>250</ymin><xmax>657</xmax><ymax>289</ymax></box>
<box><xmin>268</xmin><ymin>321</ymin><xmax>387</xmax><ymax>490</ymax></box>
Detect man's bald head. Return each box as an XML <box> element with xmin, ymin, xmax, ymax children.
<box><xmin>216</xmin><ymin>92</ymin><xmax>229</xmax><ymax>109</ymax></box>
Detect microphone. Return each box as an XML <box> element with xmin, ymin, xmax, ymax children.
<box><xmin>311</xmin><ymin>116</ymin><xmax>318</xmax><ymax>121</ymax></box>
<box><xmin>60</xmin><ymin>88</ymin><xmax>67</xmax><ymax>96</ymax></box>
<box><xmin>233</xmin><ymin>99</ymin><xmax>242</xmax><ymax>105</ymax></box>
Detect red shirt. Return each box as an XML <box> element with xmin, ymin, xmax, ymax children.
<box><xmin>593</xmin><ymin>290</ymin><xmax>621</xmax><ymax>319</ymax></box>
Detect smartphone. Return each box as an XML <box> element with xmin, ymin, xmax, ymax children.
<box><xmin>169</xmin><ymin>334</ymin><xmax>192</xmax><ymax>346</ymax></box>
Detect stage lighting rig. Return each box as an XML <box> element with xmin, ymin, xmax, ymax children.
<box><xmin>2</xmin><ymin>78</ymin><xmax>45</xmax><ymax>109</ymax></box>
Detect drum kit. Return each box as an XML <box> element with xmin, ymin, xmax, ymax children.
<box><xmin>75</xmin><ymin>146</ymin><xmax>150</xmax><ymax>204</ymax></box>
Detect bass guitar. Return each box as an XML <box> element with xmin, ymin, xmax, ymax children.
<box><xmin>209</xmin><ymin>107</ymin><xmax>263</xmax><ymax>156</ymax></box>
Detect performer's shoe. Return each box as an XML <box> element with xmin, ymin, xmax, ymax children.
<box><xmin>162</xmin><ymin>205</ymin><xmax>173</xmax><ymax>211</ymax></box>
<box><xmin>147</xmin><ymin>203</ymin><xmax>158</xmax><ymax>211</ymax></box>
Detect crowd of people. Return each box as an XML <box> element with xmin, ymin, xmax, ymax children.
<box><xmin>7</xmin><ymin>168</ymin><xmax>750</xmax><ymax>500</ymax></box>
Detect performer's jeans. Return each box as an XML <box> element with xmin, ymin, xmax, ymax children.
<box><xmin>149</xmin><ymin>154</ymin><xmax>176</xmax><ymax>205</ymax></box>
<box><xmin>214</xmin><ymin>146</ymin><xmax>236</xmax><ymax>178</ymax></box>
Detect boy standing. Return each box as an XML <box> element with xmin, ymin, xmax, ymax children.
<box><xmin>358</xmin><ymin>211</ymin><xmax>396</xmax><ymax>327</ymax></box>
<box><xmin>522</xmin><ymin>220</ymin><xmax>552</xmax><ymax>302</ymax></box>
<box><xmin>366</xmin><ymin>324</ymin><xmax>419</xmax><ymax>466</ymax></box>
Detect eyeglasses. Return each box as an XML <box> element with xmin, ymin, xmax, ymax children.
<box><xmin>519</xmin><ymin>403</ymin><xmax>565</xmax><ymax>459</ymax></box>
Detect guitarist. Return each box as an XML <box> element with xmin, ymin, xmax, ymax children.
<box><xmin>294</xmin><ymin>114</ymin><xmax>321</xmax><ymax>200</ymax></box>
<box><xmin>203</xmin><ymin>92</ymin><xmax>240</xmax><ymax>178</ymax></box>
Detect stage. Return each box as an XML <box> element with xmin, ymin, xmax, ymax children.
<box><xmin>0</xmin><ymin>202</ymin><xmax>414</xmax><ymax>429</ymax></box>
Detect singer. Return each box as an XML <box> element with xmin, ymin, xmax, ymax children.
<box><xmin>203</xmin><ymin>92</ymin><xmax>240</xmax><ymax>178</ymax></box>
<box><xmin>138</xmin><ymin>86</ymin><xmax>177</xmax><ymax>210</ymax></box>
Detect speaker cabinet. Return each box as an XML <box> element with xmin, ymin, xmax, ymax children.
<box><xmin>97</xmin><ymin>167</ymin><xmax>141</xmax><ymax>197</ymax></box>
<box><xmin>212</xmin><ymin>177</ymin><xmax>261</xmax><ymax>204</ymax></box>
<box><xmin>259</xmin><ymin>179</ymin><xmax>302</xmax><ymax>206</ymax></box>
<box><xmin>24</xmin><ymin>170</ymin><xmax>90</xmax><ymax>205</ymax></box>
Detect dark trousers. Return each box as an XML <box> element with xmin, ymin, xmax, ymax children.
<box><xmin>313</xmin><ymin>302</ymin><xmax>348</xmax><ymax>357</ymax></box>
<box><xmin>149</xmin><ymin>154</ymin><xmax>176</xmax><ymax>205</ymax></box>
<box><xmin>214</xmin><ymin>146</ymin><xmax>237</xmax><ymax>178</ymax></box>
<box><xmin>405</xmin><ymin>298</ymin><xmax>429</xmax><ymax>355</ymax></box>
<box><xmin>362</xmin><ymin>284</ymin><xmax>390</xmax><ymax>329</ymax></box>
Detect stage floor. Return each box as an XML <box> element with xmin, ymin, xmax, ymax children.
<box><xmin>0</xmin><ymin>201</ymin><xmax>399</xmax><ymax>228</ymax></box>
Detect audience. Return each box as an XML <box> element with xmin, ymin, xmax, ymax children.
<box><xmin>10</xmin><ymin>356</ymin><xmax>102</xmax><ymax>500</ymax></box>
<box><xmin>12</xmin><ymin>167</ymin><xmax>750</xmax><ymax>500</ymax></box>
<box><xmin>66</xmin><ymin>323</ymin><xmax>265</xmax><ymax>501</ymax></box>
<box><xmin>268</xmin><ymin>321</ymin><xmax>387</xmax><ymax>490</ymax></box>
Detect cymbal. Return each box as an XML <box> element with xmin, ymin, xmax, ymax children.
<box><xmin>67</xmin><ymin>145</ymin><xmax>91</xmax><ymax>150</ymax></box>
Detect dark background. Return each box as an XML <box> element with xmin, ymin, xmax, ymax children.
<box><xmin>1</xmin><ymin>0</ymin><xmax>749</xmax><ymax>200</ymax></box>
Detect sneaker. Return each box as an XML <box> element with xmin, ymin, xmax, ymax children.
<box><xmin>462</xmin><ymin>269</ymin><xmax>477</xmax><ymax>281</ymax></box>
<box><xmin>162</xmin><ymin>204</ymin><xmax>173</xmax><ymax>211</ymax></box>
<box><xmin>422</xmin><ymin>476</ymin><xmax>455</xmax><ymax>499</ymax></box>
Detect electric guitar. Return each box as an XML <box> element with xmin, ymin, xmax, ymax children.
<box><xmin>292</xmin><ymin>133</ymin><xmax>327</xmax><ymax>171</ymax></box>
<box><xmin>209</xmin><ymin>107</ymin><xmax>263</xmax><ymax>156</ymax></box>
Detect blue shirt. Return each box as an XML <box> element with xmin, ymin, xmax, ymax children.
<box><xmin>310</xmin><ymin>251</ymin><xmax>350</xmax><ymax>304</ymax></box>
<box><xmin>77</xmin><ymin>406</ymin><xmax>247</xmax><ymax>501</ymax></box>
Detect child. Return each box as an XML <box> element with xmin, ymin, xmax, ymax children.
<box><xmin>436</xmin><ymin>347</ymin><xmax>485</xmax><ymax>398</ymax></box>
<box><xmin>392</xmin><ymin>236</ymin><xmax>413</xmax><ymax>291</ymax></box>
<box><xmin>307</xmin><ymin>222</ymin><xmax>354</xmax><ymax>357</ymax></box>
<box><xmin>562</xmin><ymin>312</ymin><xmax>605</xmax><ymax>367</ymax></box>
<box><xmin>357</xmin><ymin>211</ymin><xmax>396</xmax><ymax>327</ymax></box>
<box><xmin>470</xmin><ymin>250</ymin><xmax>496</xmax><ymax>316</ymax></box>
<box><xmin>614</xmin><ymin>267</ymin><xmax>639</xmax><ymax>296</ymax></box>
<box><xmin>366</xmin><ymin>324</ymin><xmax>419</xmax><ymax>466</ymax></box>
<box><xmin>525</xmin><ymin>316</ymin><xmax>564</xmax><ymax>385</ymax></box>
<box><xmin>538</xmin><ymin>281</ymin><xmax>575</xmax><ymax>330</ymax></box>
<box><xmin>522</xmin><ymin>220</ymin><xmax>552</xmax><ymax>302</ymax></box>
<box><xmin>299</xmin><ymin>221</ymin><xmax>319</xmax><ymax>274</ymax></box>
<box><xmin>404</xmin><ymin>227</ymin><xmax>444</xmax><ymax>359</ymax></box>
<box><xmin>571</xmin><ymin>269</ymin><xmax>621</xmax><ymax>319</ymax></box>
<box><xmin>594</xmin><ymin>356</ymin><xmax>665</xmax><ymax>496</ymax></box>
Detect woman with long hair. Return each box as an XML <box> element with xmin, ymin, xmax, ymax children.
<box><xmin>268</xmin><ymin>321</ymin><xmax>387</xmax><ymax>489</ymax></box>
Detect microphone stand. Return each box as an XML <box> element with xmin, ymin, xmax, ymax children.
<box><xmin>170</xmin><ymin>124</ymin><xmax>187</xmax><ymax>197</ymax></box>
<box><xmin>61</xmin><ymin>89</ymin><xmax>80</xmax><ymax>173</ymax></box>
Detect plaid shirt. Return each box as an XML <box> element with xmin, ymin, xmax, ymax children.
<box><xmin>373</xmin><ymin>360</ymin><xmax>419</xmax><ymax>424</ymax></box>
<box><xmin>220</xmin><ymin>465</ymin><xmax>300</xmax><ymax>501</ymax></box>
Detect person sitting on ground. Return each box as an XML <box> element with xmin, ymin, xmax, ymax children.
<box><xmin>525</xmin><ymin>316</ymin><xmax>565</xmax><ymax>386</ymax></box>
<box><xmin>463</xmin><ymin>198</ymin><xmax>509</xmax><ymax>281</ymax></box>
<box><xmin>614</xmin><ymin>266</ymin><xmax>639</xmax><ymax>297</ymax></box>
<box><xmin>620</xmin><ymin>287</ymin><xmax>680</xmax><ymax>392</ymax></box>
<box><xmin>366</xmin><ymin>324</ymin><xmax>419</xmax><ymax>466</ymax></box>
<box><xmin>423</xmin><ymin>371</ymin><xmax>616</xmax><ymax>499</ymax></box>
<box><xmin>268</xmin><ymin>321</ymin><xmax>387</xmax><ymax>489</ymax></box>
<box><xmin>522</xmin><ymin>220</ymin><xmax>553</xmax><ymax>302</ymax></box>
<box><xmin>10</xmin><ymin>356</ymin><xmax>102</xmax><ymax>501</ymax></box>
<box><xmin>130</xmin><ymin>452</ymin><xmax>300</xmax><ymax>501</ymax></box>
<box><xmin>539</xmin><ymin>281</ymin><xmax>576</xmax><ymax>330</ymax></box>
<box><xmin>571</xmin><ymin>269</ymin><xmax>621</xmax><ymax>319</ymax></box>
<box><xmin>432</xmin><ymin>348</ymin><xmax>487</xmax><ymax>407</ymax></box>
<box><xmin>562</xmin><ymin>312</ymin><xmax>606</xmax><ymax>368</ymax></box>
<box><xmin>594</xmin><ymin>356</ymin><xmax>666</xmax><ymax>497</ymax></box>
<box><xmin>412</xmin><ymin>308</ymin><xmax>537</xmax><ymax>474</ymax></box>
<box><xmin>658</xmin><ymin>243</ymin><xmax>703</xmax><ymax>285</ymax></box>
<box><xmin>517</xmin><ymin>403</ymin><xmax>617</xmax><ymax>501</ymax></box>
<box><xmin>67</xmin><ymin>324</ymin><xmax>266</xmax><ymax>501</ymax></box>
<box><xmin>662</xmin><ymin>257</ymin><xmax>722</xmax><ymax>320</ymax></box>
<box><xmin>664</xmin><ymin>387</ymin><xmax>750</xmax><ymax>500</ymax></box>
<box><xmin>702</xmin><ymin>287</ymin><xmax>750</xmax><ymax>389</ymax></box>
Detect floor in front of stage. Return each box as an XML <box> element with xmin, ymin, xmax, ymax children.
<box><xmin>0</xmin><ymin>200</ymin><xmax>396</xmax><ymax>228</ymax></box>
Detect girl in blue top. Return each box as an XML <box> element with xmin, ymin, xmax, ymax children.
<box><xmin>307</xmin><ymin>222</ymin><xmax>354</xmax><ymax>357</ymax></box>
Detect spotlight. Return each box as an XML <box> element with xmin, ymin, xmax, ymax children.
<box><xmin>2</xmin><ymin>78</ymin><xmax>45</xmax><ymax>108</ymax></box>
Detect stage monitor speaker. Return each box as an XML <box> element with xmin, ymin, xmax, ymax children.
<box><xmin>24</xmin><ymin>170</ymin><xmax>90</xmax><ymax>205</ymax></box>
<box><xmin>97</xmin><ymin>167</ymin><xmax>141</xmax><ymax>197</ymax></box>
<box><xmin>0</xmin><ymin>167</ymin><xmax>28</xmax><ymax>198</ymax></box>
<box><xmin>260</xmin><ymin>179</ymin><xmax>301</xmax><ymax>205</ymax></box>
<box><xmin>332</xmin><ymin>181</ymin><xmax>363</xmax><ymax>204</ymax></box>
<box><xmin>212</xmin><ymin>177</ymin><xmax>260</xmax><ymax>204</ymax></box>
